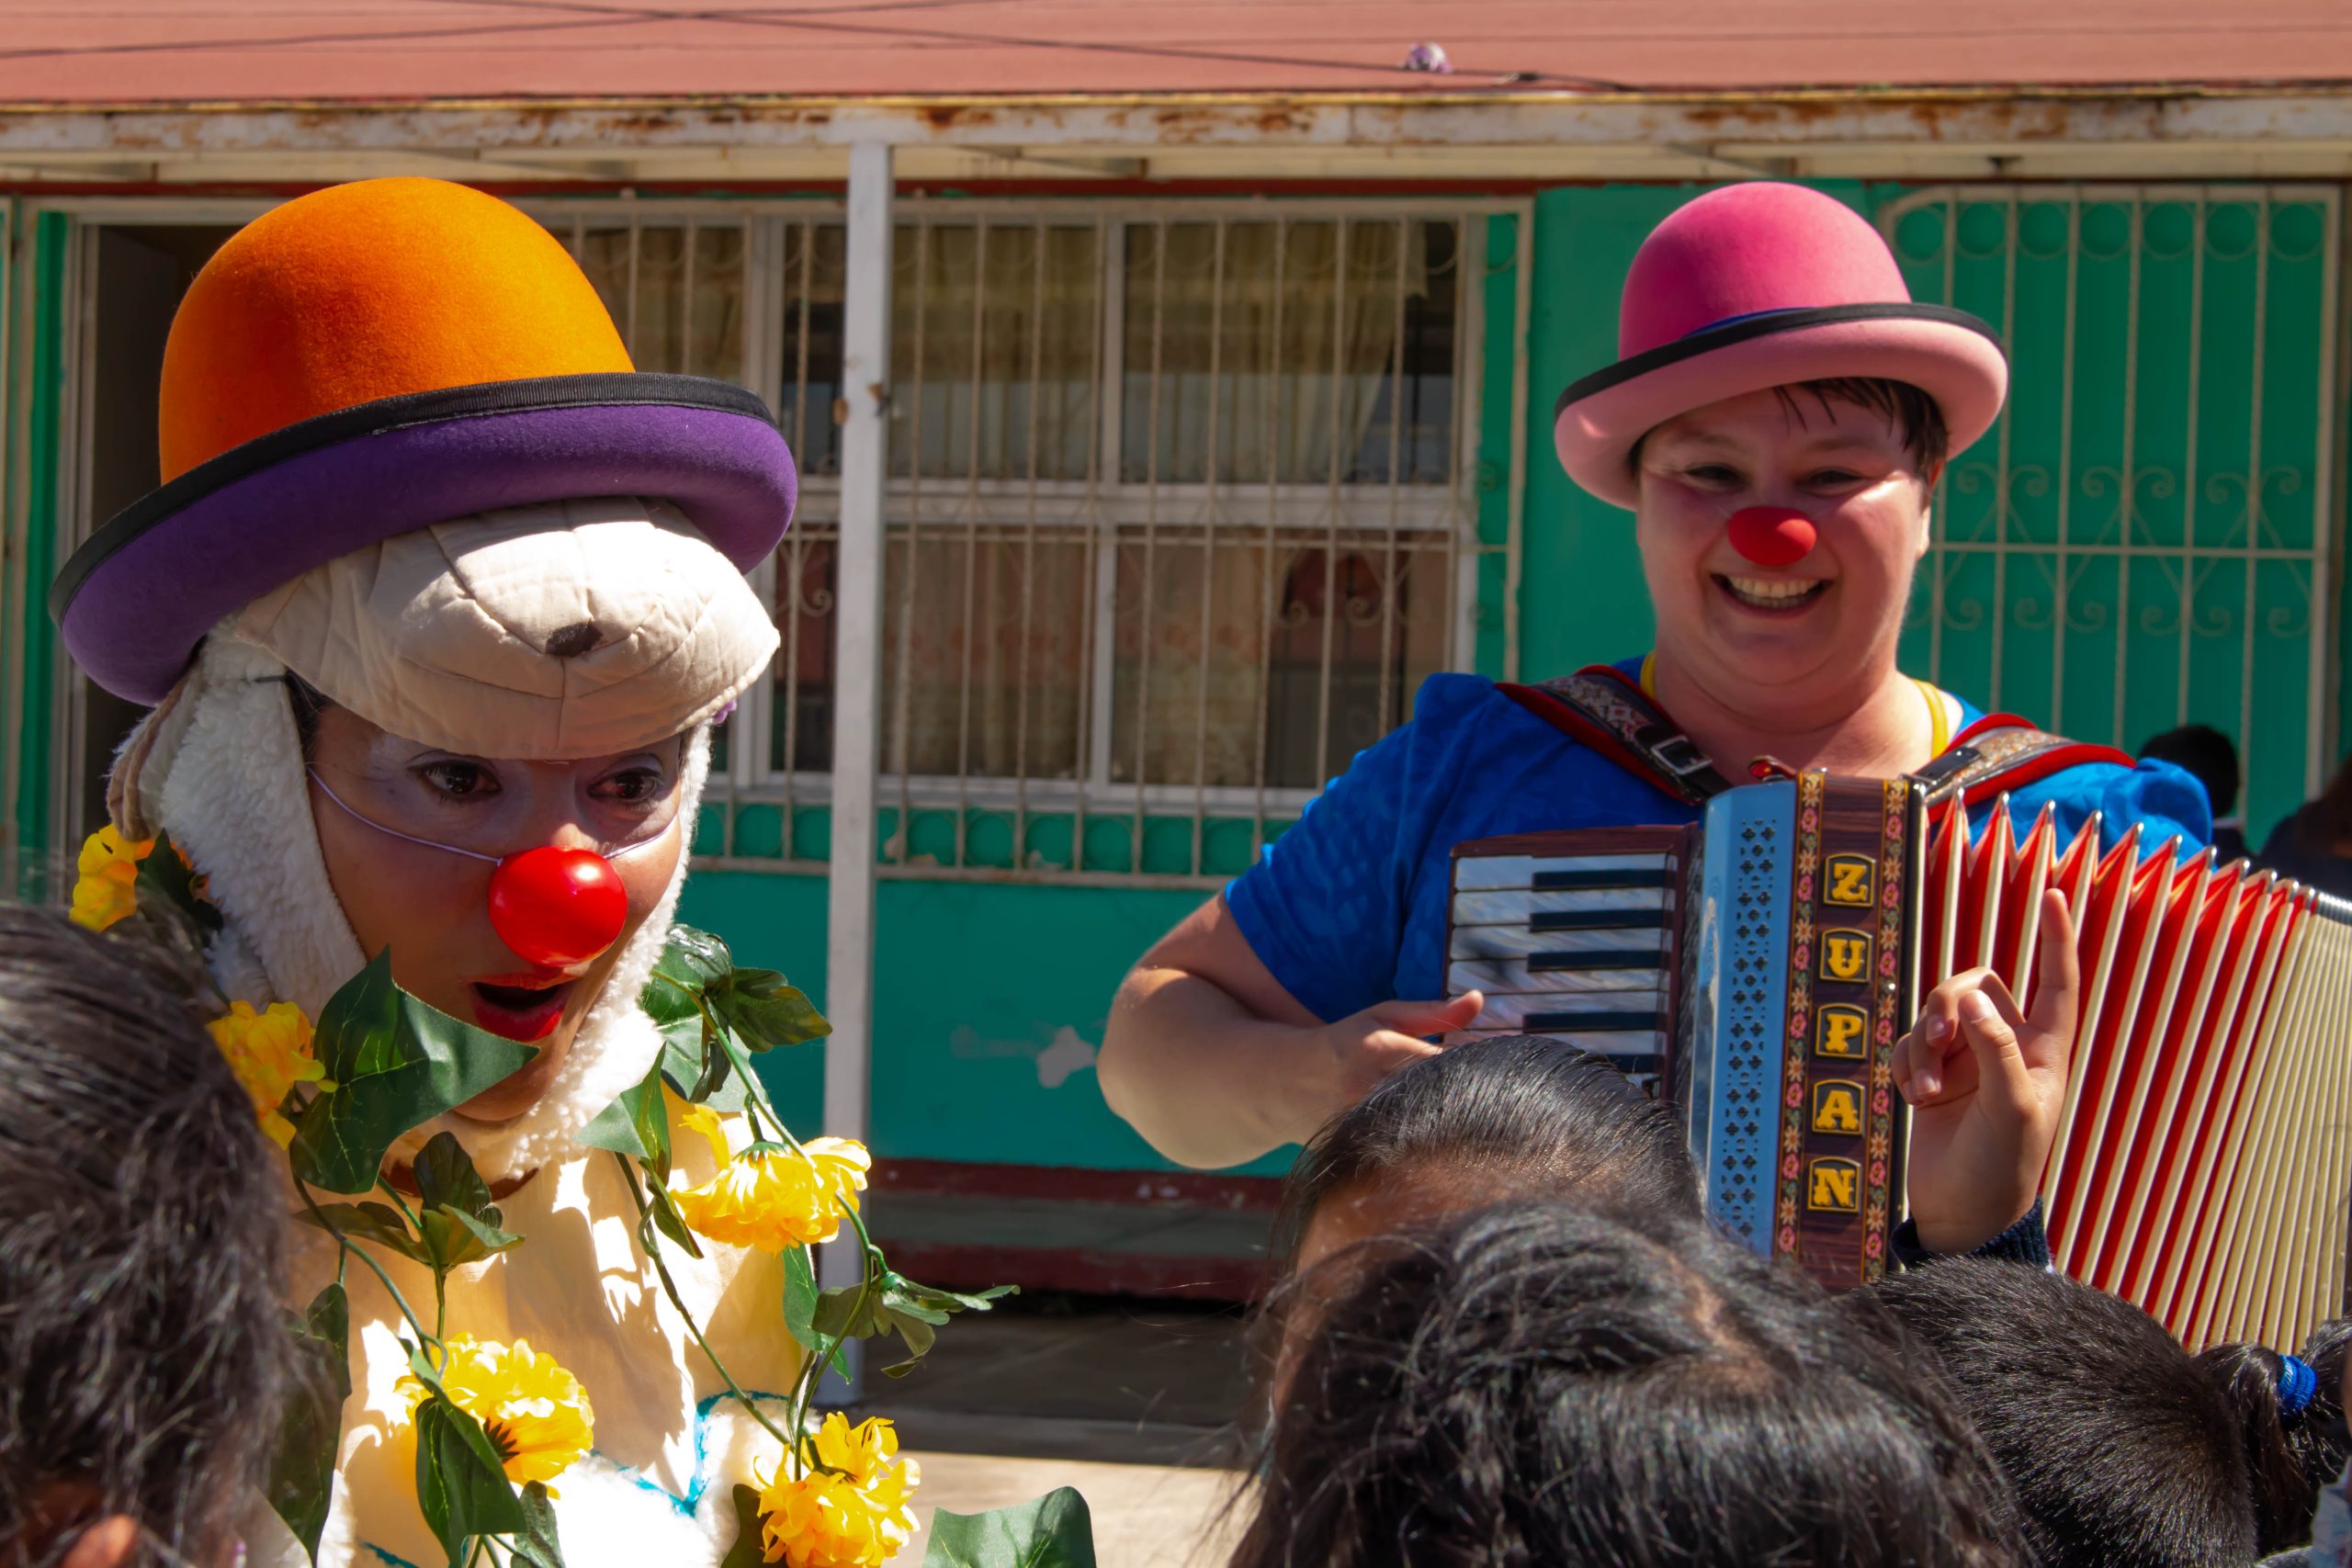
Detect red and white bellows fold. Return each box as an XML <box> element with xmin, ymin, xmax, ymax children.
<box><xmin>1919</xmin><ymin>799</ymin><xmax>2352</xmax><ymax>1350</ymax></box>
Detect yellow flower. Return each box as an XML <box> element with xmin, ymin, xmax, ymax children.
<box><xmin>756</xmin><ymin>1414</ymin><xmax>920</xmax><ymax>1567</ymax></box>
<box><xmin>669</xmin><ymin>1107</ymin><xmax>870</xmax><ymax>1253</ymax></box>
<box><xmin>397</xmin><ymin>1336</ymin><xmax>595</xmax><ymax>1491</ymax></box>
<box><xmin>66</xmin><ymin>826</ymin><xmax>154</xmax><ymax>932</ymax></box>
<box><xmin>207</xmin><ymin>1000</ymin><xmax>328</xmax><ymax>1147</ymax></box>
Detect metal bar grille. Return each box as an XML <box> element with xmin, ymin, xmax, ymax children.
<box><xmin>1883</xmin><ymin>184</ymin><xmax>2342</xmax><ymax>842</ymax></box>
<box><xmin>541</xmin><ymin>197</ymin><xmax>1521</xmax><ymax>883</ymax></box>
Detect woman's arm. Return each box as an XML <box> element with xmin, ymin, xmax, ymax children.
<box><xmin>1100</xmin><ymin>894</ymin><xmax>1480</xmax><ymax>1169</ymax></box>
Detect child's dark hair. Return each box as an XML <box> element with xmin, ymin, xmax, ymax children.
<box><xmin>1871</xmin><ymin>1258</ymin><xmax>2262</xmax><ymax>1568</ymax></box>
<box><xmin>2138</xmin><ymin>723</ymin><xmax>2242</xmax><ymax>819</ymax></box>
<box><xmin>0</xmin><ymin>902</ymin><xmax>295</xmax><ymax>1566</ymax></box>
<box><xmin>1265</xmin><ymin>1034</ymin><xmax>1702</xmax><ymax>1277</ymax></box>
<box><xmin>1237</xmin><ymin>1200</ymin><xmax>2029</xmax><ymax>1568</ymax></box>
<box><xmin>2197</xmin><ymin>1318</ymin><xmax>2352</xmax><ymax>1552</ymax></box>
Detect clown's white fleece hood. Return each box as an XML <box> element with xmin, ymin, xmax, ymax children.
<box><xmin>112</xmin><ymin>498</ymin><xmax>804</xmax><ymax>1566</ymax></box>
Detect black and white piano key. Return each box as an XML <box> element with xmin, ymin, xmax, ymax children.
<box><xmin>1453</xmin><ymin>852</ymin><xmax>1674</xmax><ymax>893</ymax></box>
<box><xmin>1450</xmin><ymin>887</ymin><xmax>1669</xmax><ymax>929</ymax></box>
<box><xmin>1448</xmin><ymin>923</ymin><xmax>1670</xmax><ymax>961</ymax></box>
<box><xmin>1445</xmin><ymin>956</ymin><xmax>1666</xmax><ymax>995</ymax></box>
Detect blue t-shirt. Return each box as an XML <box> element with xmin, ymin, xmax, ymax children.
<box><xmin>1226</xmin><ymin>661</ymin><xmax>2213</xmax><ymax>1023</ymax></box>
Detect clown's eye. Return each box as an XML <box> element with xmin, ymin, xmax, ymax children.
<box><xmin>1805</xmin><ymin>468</ymin><xmax>1864</xmax><ymax>488</ymax></box>
<box><xmin>418</xmin><ymin>760</ymin><xmax>499</xmax><ymax>800</ymax></box>
<box><xmin>1686</xmin><ymin>463</ymin><xmax>1743</xmax><ymax>488</ymax></box>
<box><xmin>592</xmin><ymin>766</ymin><xmax>668</xmax><ymax>807</ymax></box>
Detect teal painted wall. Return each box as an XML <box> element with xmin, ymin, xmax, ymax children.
<box><xmin>678</xmin><ymin>870</ymin><xmax>1294</xmax><ymax>1176</ymax></box>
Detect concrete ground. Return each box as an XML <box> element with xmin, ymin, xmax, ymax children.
<box><xmin>854</xmin><ymin>1294</ymin><xmax>1256</xmax><ymax>1567</ymax></box>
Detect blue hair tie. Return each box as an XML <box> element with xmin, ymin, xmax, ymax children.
<box><xmin>2278</xmin><ymin>1354</ymin><xmax>2319</xmax><ymax>1419</ymax></box>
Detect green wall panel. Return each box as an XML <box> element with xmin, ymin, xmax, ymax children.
<box><xmin>679</xmin><ymin>869</ymin><xmax>1293</xmax><ymax>1176</ymax></box>
<box><xmin>10</xmin><ymin>212</ymin><xmax>66</xmax><ymax>900</ymax></box>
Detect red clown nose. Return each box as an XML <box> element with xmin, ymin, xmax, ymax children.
<box><xmin>487</xmin><ymin>847</ymin><xmax>628</xmax><ymax>968</ymax></box>
<box><xmin>1725</xmin><ymin>506</ymin><xmax>1818</xmax><ymax>569</ymax></box>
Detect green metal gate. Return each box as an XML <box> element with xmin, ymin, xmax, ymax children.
<box><xmin>1879</xmin><ymin>185</ymin><xmax>2343</xmax><ymax>842</ymax></box>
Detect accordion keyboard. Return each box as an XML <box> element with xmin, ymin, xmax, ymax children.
<box><xmin>1444</xmin><ymin>832</ymin><xmax>1694</xmax><ymax>1087</ymax></box>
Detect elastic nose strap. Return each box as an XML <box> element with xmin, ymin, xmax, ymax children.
<box><xmin>307</xmin><ymin>770</ymin><xmax>501</xmax><ymax>863</ymax></box>
<box><xmin>306</xmin><ymin>770</ymin><xmax>676</xmax><ymax>864</ymax></box>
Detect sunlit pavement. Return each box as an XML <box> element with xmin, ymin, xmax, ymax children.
<box><xmin>852</xmin><ymin>1296</ymin><xmax>1253</xmax><ymax>1565</ymax></box>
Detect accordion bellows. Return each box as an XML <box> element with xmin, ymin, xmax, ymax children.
<box><xmin>1448</xmin><ymin>774</ymin><xmax>2352</xmax><ymax>1349</ymax></box>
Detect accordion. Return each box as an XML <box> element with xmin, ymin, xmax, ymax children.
<box><xmin>1446</xmin><ymin>773</ymin><xmax>2352</xmax><ymax>1348</ymax></box>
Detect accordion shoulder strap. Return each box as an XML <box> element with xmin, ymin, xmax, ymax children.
<box><xmin>1497</xmin><ymin>665</ymin><xmax>1736</xmax><ymax>806</ymax></box>
<box><xmin>1913</xmin><ymin>713</ymin><xmax>2137</xmax><ymax>809</ymax></box>
<box><xmin>1500</xmin><ymin>674</ymin><xmax>2136</xmax><ymax>815</ymax></box>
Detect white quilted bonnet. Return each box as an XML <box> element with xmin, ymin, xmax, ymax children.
<box><xmin>232</xmin><ymin>495</ymin><xmax>779</xmax><ymax>759</ymax></box>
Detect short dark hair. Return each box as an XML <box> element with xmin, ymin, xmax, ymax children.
<box><xmin>1633</xmin><ymin>376</ymin><xmax>1951</xmax><ymax>473</ymax></box>
<box><xmin>1265</xmin><ymin>1035</ymin><xmax>1702</xmax><ymax>1277</ymax></box>
<box><xmin>2138</xmin><ymin>724</ymin><xmax>2242</xmax><ymax>819</ymax></box>
<box><xmin>0</xmin><ymin>902</ymin><xmax>292</xmax><ymax>1564</ymax></box>
<box><xmin>1871</xmin><ymin>1259</ymin><xmax>2255</xmax><ymax>1568</ymax></box>
<box><xmin>1237</xmin><ymin>1201</ymin><xmax>2030</xmax><ymax>1568</ymax></box>
<box><xmin>2197</xmin><ymin>1318</ymin><xmax>2352</xmax><ymax>1553</ymax></box>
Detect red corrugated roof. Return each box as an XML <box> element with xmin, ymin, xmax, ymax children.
<box><xmin>0</xmin><ymin>0</ymin><xmax>2347</xmax><ymax>104</ymax></box>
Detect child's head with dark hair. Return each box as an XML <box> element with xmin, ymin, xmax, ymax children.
<box><xmin>0</xmin><ymin>902</ymin><xmax>293</xmax><ymax>1567</ymax></box>
<box><xmin>1269</xmin><ymin>1034</ymin><xmax>1701</xmax><ymax>1278</ymax></box>
<box><xmin>2197</xmin><ymin>1318</ymin><xmax>2352</xmax><ymax>1553</ymax></box>
<box><xmin>2139</xmin><ymin>723</ymin><xmax>2242</xmax><ymax>820</ymax></box>
<box><xmin>1871</xmin><ymin>1258</ymin><xmax>2265</xmax><ymax>1568</ymax></box>
<box><xmin>1255</xmin><ymin>1037</ymin><xmax>1701</xmax><ymax>1389</ymax></box>
<box><xmin>1237</xmin><ymin>1200</ymin><xmax>2029</xmax><ymax>1568</ymax></box>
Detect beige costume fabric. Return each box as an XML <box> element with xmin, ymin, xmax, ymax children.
<box><xmin>118</xmin><ymin>501</ymin><xmax>798</xmax><ymax>1566</ymax></box>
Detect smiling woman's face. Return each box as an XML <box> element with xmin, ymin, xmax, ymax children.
<box><xmin>1635</xmin><ymin>387</ymin><xmax>1935</xmax><ymax>720</ymax></box>
<box><xmin>305</xmin><ymin>704</ymin><xmax>687</xmax><ymax>1122</ymax></box>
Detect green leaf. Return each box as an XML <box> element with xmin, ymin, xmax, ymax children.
<box><xmin>922</xmin><ymin>1487</ymin><xmax>1099</xmax><ymax>1568</ymax></box>
<box><xmin>134</xmin><ymin>831</ymin><xmax>223</xmax><ymax>935</ymax></box>
<box><xmin>707</xmin><ymin>967</ymin><xmax>831</xmax><ymax>1053</ymax></box>
<box><xmin>652</xmin><ymin>926</ymin><xmax>734</xmax><ymax>990</ymax></box>
<box><xmin>643</xmin><ymin>1179</ymin><xmax>706</xmax><ymax>1261</ymax></box>
<box><xmin>414</xmin><ymin>1395</ymin><xmax>525</xmax><ymax>1566</ymax></box>
<box><xmin>412</xmin><ymin>1133</ymin><xmax>494</xmax><ymax>1220</ymax></box>
<box><xmin>417</xmin><ymin>1204</ymin><xmax>522</xmax><ymax>1276</ymax></box>
<box><xmin>580</xmin><ymin>1058</ymin><xmax>673</xmax><ymax>1181</ymax></box>
<box><xmin>293</xmin><ymin>1200</ymin><xmax>428</xmax><ymax>1267</ymax></box>
<box><xmin>266</xmin><ymin>1282</ymin><xmax>350</xmax><ymax>1561</ymax></box>
<box><xmin>510</xmin><ymin>1482</ymin><xmax>567</xmax><ymax>1568</ymax></box>
<box><xmin>871</xmin><ymin>1271</ymin><xmax>1015</xmax><ymax>1376</ymax></box>
<box><xmin>781</xmin><ymin>1247</ymin><xmax>820</xmax><ymax>1351</ymax></box>
<box><xmin>783</xmin><ymin>1247</ymin><xmax>848</xmax><ymax>1378</ymax></box>
<box><xmin>718</xmin><ymin>1483</ymin><xmax>769</xmax><ymax>1568</ymax></box>
<box><xmin>810</xmin><ymin>1282</ymin><xmax>885</xmax><ymax>1343</ymax></box>
<box><xmin>886</xmin><ymin>1272</ymin><xmax>1019</xmax><ymax>1319</ymax></box>
<box><xmin>287</xmin><ymin>952</ymin><xmax>537</xmax><ymax>1195</ymax></box>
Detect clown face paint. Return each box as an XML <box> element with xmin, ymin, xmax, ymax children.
<box><xmin>1633</xmin><ymin>387</ymin><xmax>1933</xmax><ymax>729</ymax></box>
<box><xmin>305</xmin><ymin>704</ymin><xmax>687</xmax><ymax>1121</ymax></box>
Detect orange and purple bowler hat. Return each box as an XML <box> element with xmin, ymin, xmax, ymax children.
<box><xmin>1553</xmin><ymin>182</ymin><xmax>2007</xmax><ymax>509</ymax></box>
<box><xmin>50</xmin><ymin>177</ymin><xmax>797</xmax><ymax>705</ymax></box>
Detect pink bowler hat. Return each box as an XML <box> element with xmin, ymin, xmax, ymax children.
<box><xmin>1553</xmin><ymin>183</ymin><xmax>2007</xmax><ymax>509</ymax></box>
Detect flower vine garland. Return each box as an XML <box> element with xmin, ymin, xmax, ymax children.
<box><xmin>67</xmin><ymin>829</ymin><xmax>1088</xmax><ymax>1568</ymax></box>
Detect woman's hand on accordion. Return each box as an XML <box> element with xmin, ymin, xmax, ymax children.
<box><xmin>1895</xmin><ymin>889</ymin><xmax>2082</xmax><ymax>1255</ymax></box>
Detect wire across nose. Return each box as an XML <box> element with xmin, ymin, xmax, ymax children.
<box><xmin>1725</xmin><ymin>505</ymin><xmax>1818</xmax><ymax>569</ymax></box>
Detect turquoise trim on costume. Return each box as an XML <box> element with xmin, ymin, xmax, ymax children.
<box><xmin>356</xmin><ymin>1388</ymin><xmax>797</xmax><ymax>1555</ymax></box>
<box><xmin>590</xmin><ymin>1388</ymin><xmax>797</xmax><ymax>1517</ymax></box>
